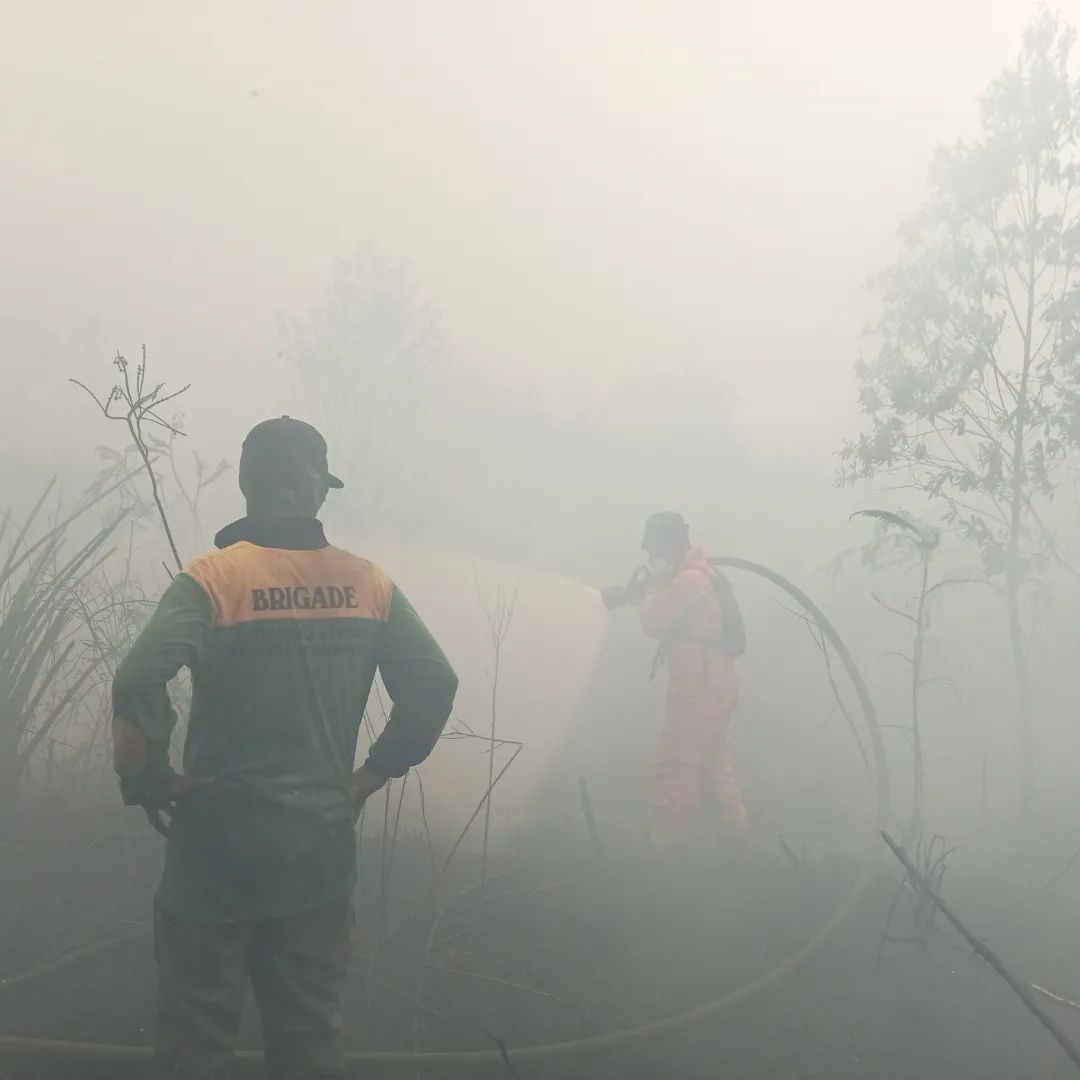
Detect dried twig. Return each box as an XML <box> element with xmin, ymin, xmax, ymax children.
<box><xmin>0</xmin><ymin>927</ymin><xmax>147</xmax><ymax>990</ymax></box>
<box><xmin>777</xmin><ymin>601</ymin><xmax>870</xmax><ymax>775</ymax></box>
<box><xmin>437</xmin><ymin>743</ymin><xmax>523</xmax><ymax>882</ymax></box>
<box><xmin>1045</xmin><ymin>841</ymin><xmax>1080</xmax><ymax>893</ymax></box>
<box><xmin>428</xmin><ymin>965</ymin><xmax>582</xmax><ymax>1010</ymax></box>
<box><xmin>415</xmin><ymin>768</ymin><xmax>437</xmax><ymax>881</ymax></box>
<box><xmin>577</xmin><ymin>775</ymin><xmax>603</xmax><ymax>860</ymax></box>
<box><xmin>1030</xmin><ymin>984</ymin><xmax>1080</xmax><ymax>1013</ymax></box>
<box><xmin>474</xmin><ymin>877</ymin><xmax>575</xmax><ymax>906</ymax></box>
<box><xmin>486</xmin><ymin>1031</ymin><xmax>521</xmax><ymax>1077</ymax></box>
<box><xmin>72</xmin><ymin>347</ymin><xmax>189</xmax><ymax>571</ymax></box>
<box><xmin>379</xmin><ymin>773</ymin><xmax>410</xmax><ymax>930</ymax></box>
<box><xmin>474</xmin><ymin>578</ymin><xmax>518</xmax><ymax>884</ymax></box>
<box><xmin>777</xmin><ymin>834</ymin><xmax>803</xmax><ymax>876</ymax></box>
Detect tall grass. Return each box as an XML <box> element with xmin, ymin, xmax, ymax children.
<box><xmin>0</xmin><ymin>479</ymin><xmax>129</xmax><ymax>829</ymax></box>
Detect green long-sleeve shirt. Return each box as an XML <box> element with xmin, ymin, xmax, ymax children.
<box><xmin>112</xmin><ymin>516</ymin><xmax>458</xmax><ymax>921</ymax></box>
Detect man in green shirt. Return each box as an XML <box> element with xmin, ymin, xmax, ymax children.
<box><xmin>112</xmin><ymin>417</ymin><xmax>458</xmax><ymax>1079</ymax></box>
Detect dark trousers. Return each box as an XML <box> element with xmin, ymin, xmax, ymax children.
<box><xmin>153</xmin><ymin>895</ymin><xmax>353</xmax><ymax>1080</ymax></box>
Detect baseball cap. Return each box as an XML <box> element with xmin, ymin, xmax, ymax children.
<box><xmin>239</xmin><ymin>417</ymin><xmax>343</xmax><ymax>495</ymax></box>
<box><xmin>641</xmin><ymin>511</ymin><xmax>688</xmax><ymax>549</ymax></box>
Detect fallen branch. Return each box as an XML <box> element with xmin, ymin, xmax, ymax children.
<box><xmin>882</xmin><ymin>831</ymin><xmax>1080</xmax><ymax>1071</ymax></box>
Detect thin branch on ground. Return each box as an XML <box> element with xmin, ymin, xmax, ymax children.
<box><xmin>882</xmin><ymin>831</ymin><xmax>1080</xmax><ymax>1071</ymax></box>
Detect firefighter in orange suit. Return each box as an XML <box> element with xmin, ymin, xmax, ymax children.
<box><xmin>602</xmin><ymin>512</ymin><xmax>746</xmax><ymax>849</ymax></box>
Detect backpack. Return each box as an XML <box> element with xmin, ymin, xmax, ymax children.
<box><xmin>650</xmin><ymin>565</ymin><xmax>747</xmax><ymax>681</ymax></box>
<box><xmin>709</xmin><ymin>566</ymin><xmax>747</xmax><ymax>659</ymax></box>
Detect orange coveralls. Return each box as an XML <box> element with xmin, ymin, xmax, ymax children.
<box><xmin>641</xmin><ymin>548</ymin><xmax>745</xmax><ymax>847</ymax></box>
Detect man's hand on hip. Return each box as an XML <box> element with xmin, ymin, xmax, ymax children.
<box><xmin>144</xmin><ymin>772</ymin><xmax>216</xmax><ymax>838</ymax></box>
<box><xmin>349</xmin><ymin>763</ymin><xmax>388</xmax><ymax>819</ymax></box>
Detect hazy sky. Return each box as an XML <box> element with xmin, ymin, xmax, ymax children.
<box><xmin>9</xmin><ymin>0</ymin><xmax>1080</xmax><ymax>850</ymax></box>
<box><xmin>1</xmin><ymin>0</ymin><xmax>1063</xmax><ymax>474</ymax></box>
